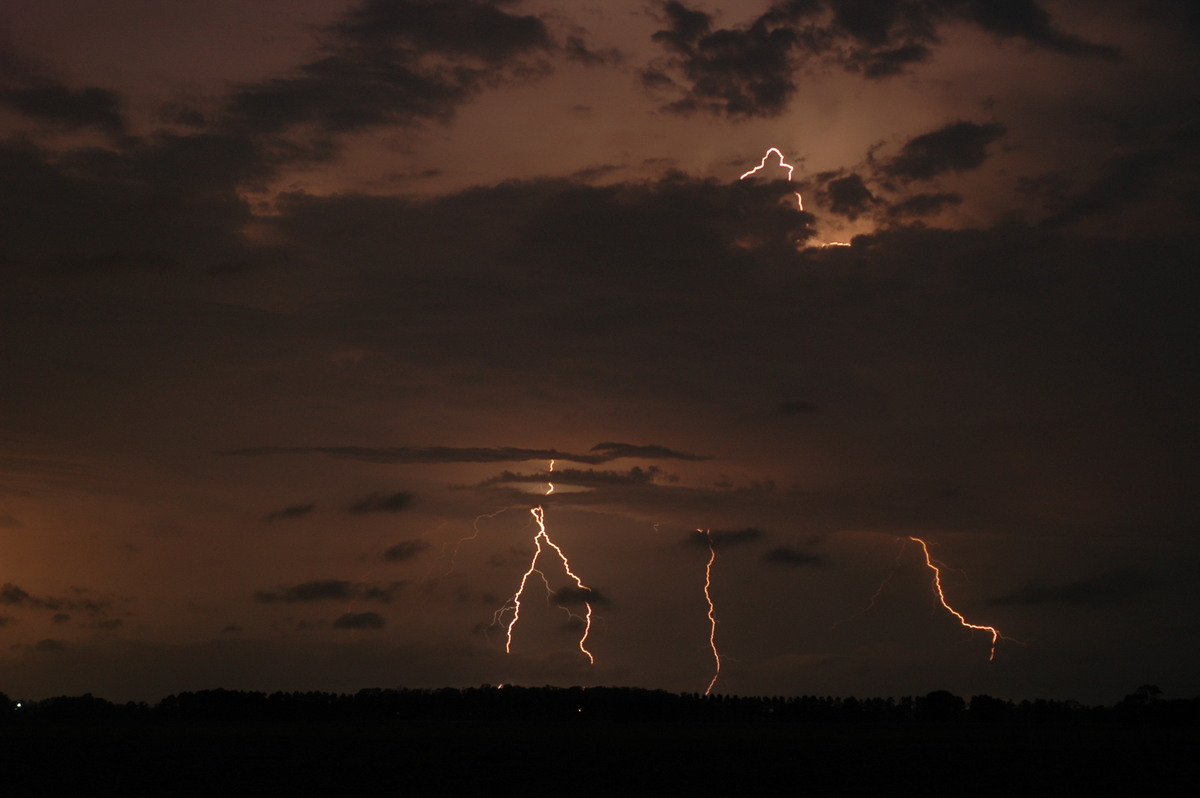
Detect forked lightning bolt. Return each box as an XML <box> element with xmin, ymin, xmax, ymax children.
<box><xmin>740</xmin><ymin>147</ymin><xmax>804</xmax><ymax>210</ymax></box>
<box><xmin>910</xmin><ymin>536</ymin><xmax>1004</xmax><ymax>661</ymax></box>
<box><xmin>497</xmin><ymin>461</ymin><xmax>596</xmax><ymax>664</ymax></box>
<box><xmin>701</xmin><ymin>529</ymin><xmax>722</xmax><ymax>696</ymax></box>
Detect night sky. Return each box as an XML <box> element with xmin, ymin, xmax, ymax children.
<box><xmin>2</xmin><ymin>0</ymin><xmax>1198</xmax><ymax>705</ymax></box>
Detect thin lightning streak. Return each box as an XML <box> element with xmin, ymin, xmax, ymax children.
<box><xmin>441</xmin><ymin>508</ymin><xmax>514</xmax><ymax>579</ymax></box>
<box><xmin>834</xmin><ymin>538</ymin><xmax>907</xmax><ymax>628</ymax></box>
<box><xmin>701</xmin><ymin>529</ymin><xmax>721</xmax><ymax>696</ymax></box>
<box><xmin>909</xmin><ymin>536</ymin><xmax>1003</xmax><ymax>661</ymax></box>
<box><xmin>740</xmin><ymin>147</ymin><xmax>803</xmax><ymax>210</ymax></box>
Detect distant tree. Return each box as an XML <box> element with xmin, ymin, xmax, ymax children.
<box><xmin>969</xmin><ymin>694</ymin><xmax>1011</xmax><ymax>722</ymax></box>
<box><xmin>33</xmin><ymin>693</ymin><xmax>119</xmax><ymax>720</ymax></box>
<box><xmin>917</xmin><ymin>690</ymin><xmax>965</xmax><ymax>721</ymax></box>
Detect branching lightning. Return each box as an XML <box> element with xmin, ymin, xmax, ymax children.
<box><xmin>495</xmin><ymin>460</ymin><xmax>596</xmax><ymax>664</ymax></box>
<box><xmin>909</xmin><ymin>536</ymin><xmax>1003</xmax><ymax>661</ymax></box>
<box><xmin>701</xmin><ymin>529</ymin><xmax>721</xmax><ymax>696</ymax></box>
<box><xmin>740</xmin><ymin>147</ymin><xmax>803</xmax><ymax>210</ymax></box>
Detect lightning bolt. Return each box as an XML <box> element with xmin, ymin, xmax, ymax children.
<box><xmin>496</xmin><ymin>460</ymin><xmax>595</xmax><ymax>664</ymax></box>
<box><xmin>740</xmin><ymin>147</ymin><xmax>803</xmax><ymax>210</ymax></box>
<box><xmin>701</xmin><ymin>529</ymin><xmax>721</xmax><ymax>696</ymax></box>
<box><xmin>740</xmin><ymin>148</ymin><xmax>859</xmax><ymax>248</ymax></box>
<box><xmin>909</xmin><ymin>536</ymin><xmax>1003</xmax><ymax>661</ymax></box>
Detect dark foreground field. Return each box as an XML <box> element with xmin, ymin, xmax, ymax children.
<box><xmin>2</xmin><ymin>687</ymin><xmax>1195</xmax><ymax>796</ymax></box>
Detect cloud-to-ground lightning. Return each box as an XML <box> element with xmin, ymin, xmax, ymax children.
<box><xmin>495</xmin><ymin>461</ymin><xmax>596</xmax><ymax>664</ymax></box>
<box><xmin>700</xmin><ymin>529</ymin><xmax>722</xmax><ymax>696</ymax></box>
<box><xmin>740</xmin><ymin>147</ymin><xmax>803</xmax><ymax>210</ymax></box>
<box><xmin>909</xmin><ymin>536</ymin><xmax>1004</xmax><ymax>661</ymax></box>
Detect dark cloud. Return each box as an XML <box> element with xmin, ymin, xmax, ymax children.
<box><xmin>33</xmin><ymin>638</ymin><xmax>66</xmax><ymax>653</ymax></box>
<box><xmin>255</xmin><ymin>580</ymin><xmax>355</xmax><ymax>603</ymax></box>
<box><xmin>383</xmin><ymin>540</ymin><xmax>431</xmax><ymax>562</ymax></box>
<box><xmin>643</xmin><ymin>0</ymin><xmax>808</xmax><ymax>117</ymax></box>
<box><xmin>590</xmin><ymin>442</ymin><xmax>707</xmax><ymax>461</ymax></box>
<box><xmin>0</xmin><ymin>84</ymin><xmax>125</xmax><ymax>135</ymax></box>
<box><xmin>644</xmin><ymin>1</ymin><xmax>1115</xmax><ymax>118</ymax></box>
<box><xmin>0</xmin><ymin>134</ymin><xmax>261</xmax><ymax>276</ymax></box>
<box><xmin>886</xmin><ymin>191</ymin><xmax>963</xmax><ymax>218</ymax></box>
<box><xmin>481</xmin><ymin>466</ymin><xmax>661</xmax><ymax>489</ymax></box>
<box><xmin>0</xmin><ymin>584</ymin><xmax>31</xmax><ymax>606</ymax></box>
<box><xmin>0</xmin><ymin>49</ymin><xmax>125</xmax><ymax>134</ymax></box>
<box><xmin>224</xmin><ymin>442</ymin><xmax>705</xmax><ymax>466</ymax></box>
<box><xmin>361</xmin><ymin>582</ymin><xmax>407</xmax><ymax>602</ymax></box>
<box><xmin>958</xmin><ymin>0</ymin><xmax>1120</xmax><ymax>60</ymax></box>
<box><xmin>563</xmin><ymin>36</ymin><xmax>621</xmax><ymax>67</ymax></box>
<box><xmin>553</xmin><ymin>585</ymin><xmax>610</xmax><ymax>607</ymax></box>
<box><xmin>226</xmin><ymin>444</ymin><xmax>581</xmax><ymax>464</ymax></box>
<box><xmin>883</xmin><ymin>121</ymin><xmax>1006</xmax><ymax>182</ymax></box>
<box><xmin>265</xmin><ymin>503</ymin><xmax>317</xmax><ymax>522</ymax></box>
<box><xmin>333</xmin><ymin>611</ymin><xmax>386</xmax><ymax>630</ymax></box>
<box><xmin>0</xmin><ymin>0</ymin><xmax>573</xmax><ymax>282</ymax></box>
<box><xmin>83</xmin><ymin>618</ymin><xmax>123</xmax><ymax>631</ymax></box>
<box><xmin>348</xmin><ymin>491</ymin><xmax>414</xmax><ymax>515</ymax></box>
<box><xmin>336</xmin><ymin>0</ymin><xmax>551</xmax><ymax>61</ymax></box>
<box><xmin>1041</xmin><ymin>126</ymin><xmax>1200</xmax><ymax>228</ymax></box>
<box><xmin>254</xmin><ymin>579</ymin><xmax>404</xmax><ymax>603</ymax></box>
<box><xmin>763</xmin><ymin>546</ymin><xmax>826</xmax><ymax>567</ymax></box>
<box><xmin>992</xmin><ymin>567</ymin><xmax>1155</xmax><ymax>607</ymax></box>
<box><xmin>822</xmin><ymin>173</ymin><xmax>877</xmax><ymax>219</ymax></box>
<box><xmin>227</xmin><ymin>0</ymin><xmax>552</xmax><ymax>137</ymax></box>
<box><xmin>848</xmin><ymin>43</ymin><xmax>932</xmax><ymax>78</ymax></box>
<box><xmin>0</xmin><ymin>583</ymin><xmax>111</xmax><ymax>616</ymax></box>
<box><xmin>687</xmin><ymin>527</ymin><xmax>765</xmax><ymax>549</ymax></box>
<box><xmin>830</xmin><ymin>0</ymin><xmax>940</xmax><ymax>72</ymax></box>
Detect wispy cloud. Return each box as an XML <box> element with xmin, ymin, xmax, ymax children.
<box><xmin>254</xmin><ymin>579</ymin><xmax>406</xmax><ymax>604</ymax></box>
<box><xmin>223</xmin><ymin>442</ymin><xmax>706</xmax><ymax>465</ymax></box>
<box><xmin>348</xmin><ymin>491</ymin><xmax>414</xmax><ymax>515</ymax></box>
<box><xmin>991</xmin><ymin>567</ymin><xmax>1154</xmax><ymax>607</ymax></box>
<box><xmin>265</xmin><ymin>503</ymin><xmax>316</xmax><ymax>522</ymax></box>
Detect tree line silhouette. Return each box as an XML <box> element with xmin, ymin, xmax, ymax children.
<box><xmin>2</xmin><ymin>683</ymin><xmax>1194</xmax><ymax>726</ymax></box>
